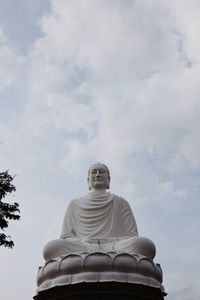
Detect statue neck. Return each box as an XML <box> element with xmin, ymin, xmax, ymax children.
<box><xmin>89</xmin><ymin>188</ymin><xmax>107</xmax><ymax>193</ymax></box>
<box><xmin>87</xmin><ymin>189</ymin><xmax>112</xmax><ymax>202</ymax></box>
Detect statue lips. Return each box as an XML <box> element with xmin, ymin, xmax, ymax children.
<box><xmin>93</xmin><ymin>178</ymin><xmax>105</xmax><ymax>188</ymax></box>
<box><xmin>94</xmin><ymin>178</ymin><xmax>103</xmax><ymax>184</ymax></box>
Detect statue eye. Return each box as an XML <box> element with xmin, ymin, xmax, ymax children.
<box><xmin>91</xmin><ymin>169</ymin><xmax>97</xmax><ymax>174</ymax></box>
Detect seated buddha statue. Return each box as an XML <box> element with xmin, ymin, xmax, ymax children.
<box><xmin>43</xmin><ymin>163</ymin><xmax>156</xmax><ymax>261</ymax></box>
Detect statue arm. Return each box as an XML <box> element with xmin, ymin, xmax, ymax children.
<box><xmin>121</xmin><ymin>199</ymin><xmax>138</xmax><ymax>237</ymax></box>
<box><xmin>60</xmin><ymin>201</ymin><xmax>76</xmax><ymax>239</ymax></box>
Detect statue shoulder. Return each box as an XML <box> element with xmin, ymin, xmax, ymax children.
<box><xmin>111</xmin><ymin>193</ymin><xmax>130</xmax><ymax>206</ymax></box>
<box><xmin>67</xmin><ymin>196</ymin><xmax>84</xmax><ymax>208</ymax></box>
<box><xmin>111</xmin><ymin>193</ymin><xmax>127</xmax><ymax>201</ymax></box>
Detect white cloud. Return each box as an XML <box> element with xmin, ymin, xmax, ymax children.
<box><xmin>0</xmin><ymin>28</ymin><xmax>24</xmax><ymax>91</ymax></box>
<box><xmin>166</xmin><ymin>270</ymin><xmax>200</xmax><ymax>300</ymax></box>
<box><xmin>24</xmin><ymin>0</ymin><xmax>200</xmax><ymax>176</ymax></box>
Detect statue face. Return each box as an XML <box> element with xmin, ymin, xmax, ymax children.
<box><xmin>88</xmin><ymin>164</ymin><xmax>110</xmax><ymax>190</ymax></box>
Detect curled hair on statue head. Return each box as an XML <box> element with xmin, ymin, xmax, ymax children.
<box><xmin>87</xmin><ymin>162</ymin><xmax>110</xmax><ymax>190</ymax></box>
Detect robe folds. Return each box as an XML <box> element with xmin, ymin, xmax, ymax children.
<box><xmin>43</xmin><ymin>191</ymin><xmax>156</xmax><ymax>260</ymax></box>
<box><xmin>61</xmin><ymin>191</ymin><xmax>138</xmax><ymax>241</ymax></box>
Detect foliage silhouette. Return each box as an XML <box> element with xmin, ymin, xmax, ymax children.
<box><xmin>0</xmin><ymin>170</ymin><xmax>20</xmax><ymax>248</ymax></box>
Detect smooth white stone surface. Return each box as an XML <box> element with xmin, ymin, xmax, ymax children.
<box><xmin>36</xmin><ymin>252</ymin><xmax>165</xmax><ymax>294</ymax></box>
<box><xmin>43</xmin><ymin>191</ymin><xmax>156</xmax><ymax>261</ymax></box>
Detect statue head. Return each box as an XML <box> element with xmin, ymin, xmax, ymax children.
<box><xmin>87</xmin><ymin>163</ymin><xmax>110</xmax><ymax>190</ymax></box>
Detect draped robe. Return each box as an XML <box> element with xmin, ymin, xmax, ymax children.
<box><xmin>61</xmin><ymin>191</ymin><xmax>138</xmax><ymax>241</ymax></box>
<box><xmin>43</xmin><ymin>191</ymin><xmax>156</xmax><ymax>260</ymax></box>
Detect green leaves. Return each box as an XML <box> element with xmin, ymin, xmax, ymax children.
<box><xmin>0</xmin><ymin>171</ymin><xmax>20</xmax><ymax>248</ymax></box>
<box><xmin>0</xmin><ymin>171</ymin><xmax>16</xmax><ymax>200</ymax></box>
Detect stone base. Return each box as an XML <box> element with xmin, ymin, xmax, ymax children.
<box><xmin>34</xmin><ymin>282</ymin><xmax>165</xmax><ymax>300</ymax></box>
<box><xmin>34</xmin><ymin>252</ymin><xmax>166</xmax><ymax>300</ymax></box>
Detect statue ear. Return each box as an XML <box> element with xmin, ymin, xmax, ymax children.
<box><xmin>106</xmin><ymin>176</ymin><xmax>110</xmax><ymax>189</ymax></box>
<box><xmin>87</xmin><ymin>177</ymin><xmax>91</xmax><ymax>190</ymax></box>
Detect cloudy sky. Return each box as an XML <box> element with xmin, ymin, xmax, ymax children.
<box><xmin>0</xmin><ymin>1</ymin><xmax>200</xmax><ymax>299</ymax></box>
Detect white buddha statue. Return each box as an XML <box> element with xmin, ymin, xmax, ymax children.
<box><xmin>43</xmin><ymin>163</ymin><xmax>156</xmax><ymax>261</ymax></box>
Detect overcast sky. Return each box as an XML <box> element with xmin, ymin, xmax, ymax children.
<box><xmin>0</xmin><ymin>1</ymin><xmax>200</xmax><ymax>299</ymax></box>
